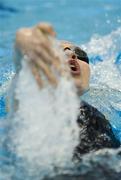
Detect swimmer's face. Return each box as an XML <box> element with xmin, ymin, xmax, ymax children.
<box><xmin>60</xmin><ymin>41</ymin><xmax>90</xmax><ymax>95</ymax></box>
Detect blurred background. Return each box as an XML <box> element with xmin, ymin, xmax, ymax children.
<box><xmin>1</xmin><ymin>0</ymin><xmax>121</xmax><ymax>44</ymax></box>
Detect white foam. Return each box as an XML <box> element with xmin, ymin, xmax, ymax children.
<box><xmin>10</xmin><ymin>47</ymin><xmax>80</xmax><ymax>178</ymax></box>
<box><xmin>3</xmin><ymin>26</ymin><xmax>121</xmax><ymax>178</ymax></box>
<box><xmin>81</xmin><ymin>27</ymin><xmax>121</xmax><ymax>132</ymax></box>
<box><xmin>82</xmin><ymin>27</ymin><xmax>121</xmax><ymax>60</ymax></box>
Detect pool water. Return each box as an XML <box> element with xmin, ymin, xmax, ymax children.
<box><xmin>1</xmin><ymin>0</ymin><xmax>121</xmax><ymax>136</ymax></box>
<box><xmin>0</xmin><ymin>0</ymin><xmax>121</xmax><ymax>179</ymax></box>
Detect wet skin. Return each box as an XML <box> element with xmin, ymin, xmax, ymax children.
<box><xmin>15</xmin><ymin>23</ymin><xmax>90</xmax><ymax>95</ymax></box>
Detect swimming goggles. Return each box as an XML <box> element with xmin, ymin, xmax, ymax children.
<box><xmin>63</xmin><ymin>46</ymin><xmax>89</xmax><ymax>64</ymax></box>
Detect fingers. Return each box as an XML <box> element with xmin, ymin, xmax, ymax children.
<box><xmin>40</xmin><ymin>42</ymin><xmax>56</xmax><ymax>59</ymax></box>
<box><xmin>34</xmin><ymin>44</ymin><xmax>55</xmax><ymax>65</ymax></box>
<box><xmin>29</xmin><ymin>47</ymin><xmax>70</xmax><ymax>88</ymax></box>
<box><xmin>29</xmin><ymin>62</ymin><xmax>43</xmax><ymax>88</ymax></box>
<box><xmin>30</xmin><ymin>54</ymin><xmax>69</xmax><ymax>87</ymax></box>
<box><xmin>30</xmin><ymin>24</ymin><xmax>61</xmax><ymax>67</ymax></box>
<box><xmin>33</xmin><ymin>58</ymin><xmax>58</xmax><ymax>86</ymax></box>
<box><xmin>36</xmin><ymin>47</ymin><xmax>62</xmax><ymax>70</ymax></box>
<box><xmin>26</xmin><ymin>37</ymin><xmax>62</xmax><ymax>87</ymax></box>
<box><xmin>18</xmin><ymin>22</ymin><xmax>70</xmax><ymax>88</ymax></box>
<box><xmin>30</xmin><ymin>41</ymin><xmax>62</xmax><ymax>73</ymax></box>
<box><xmin>36</xmin><ymin>22</ymin><xmax>56</xmax><ymax>37</ymax></box>
<box><xmin>29</xmin><ymin>28</ymin><xmax>60</xmax><ymax>65</ymax></box>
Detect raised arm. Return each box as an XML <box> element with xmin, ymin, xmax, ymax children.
<box><xmin>14</xmin><ymin>23</ymin><xmax>65</xmax><ymax>88</ymax></box>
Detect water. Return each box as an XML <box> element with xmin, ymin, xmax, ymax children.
<box><xmin>9</xmin><ymin>57</ymin><xmax>80</xmax><ymax>179</ymax></box>
<box><xmin>0</xmin><ymin>0</ymin><xmax>121</xmax><ymax>179</ymax></box>
<box><xmin>81</xmin><ymin>27</ymin><xmax>121</xmax><ymax>141</ymax></box>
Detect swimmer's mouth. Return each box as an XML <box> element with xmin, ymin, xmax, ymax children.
<box><xmin>68</xmin><ymin>59</ymin><xmax>81</xmax><ymax>75</ymax></box>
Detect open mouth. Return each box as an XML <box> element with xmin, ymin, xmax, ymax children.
<box><xmin>68</xmin><ymin>59</ymin><xmax>81</xmax><ymax>75</ymax></box>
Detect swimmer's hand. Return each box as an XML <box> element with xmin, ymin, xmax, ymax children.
<box><xmin>15</xmin><ymin>23</ymin><xmax>67</xmax><ymax>88</ymax></box>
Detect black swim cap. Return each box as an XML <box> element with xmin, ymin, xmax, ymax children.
<box><xmin>74</xmin><ymin>47</ymin><xmax>89</xmax><ymax>64</ymax></box>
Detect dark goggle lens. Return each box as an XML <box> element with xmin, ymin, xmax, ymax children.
<box><xmin>74</xmin><ymin>47</ymin><xmax>89</xmax><ymax>64</ymax></box>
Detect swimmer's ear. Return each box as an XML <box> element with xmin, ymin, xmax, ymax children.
<box><xmin>36</xmin><ymin>22</ymin><xmax>56</xmax><ymax>37</ymax></box>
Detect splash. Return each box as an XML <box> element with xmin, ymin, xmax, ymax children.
<box><xmin>1</xmin><ymin>26</ymin><xmax>121</xmax><ymax>179</ymax></box>
<box><xmin>82</xmin><ymin>27</ymin><xmax>121</xmax><ymax>59</ymax></box>
<box><xmin>81</xmin><ymin>27</ymin><xmax>121</xmax><ymax>141</ymax></box>
<box><xmin>9</xmin><ymin>41</ymin><xmax>80</xmax><ymax>179</ymax></box>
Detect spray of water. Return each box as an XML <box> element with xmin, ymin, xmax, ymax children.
<box><xmin>1</xmin><ymin>27</ymin><xmax>121</xmax><ymax>179</ymax></box>
<box><xmin>9</xmin><ymin>39</ymin><xmax>80</xmax><ymax>179</ymax></box>
<box><xmin>81</xmin><ymin>27</ymin><xmax>121</xmax><ymax>140</ymax></box>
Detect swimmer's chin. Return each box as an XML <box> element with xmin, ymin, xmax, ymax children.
<box><xmin>77</xmin><ymin>87</ymin><xmax>89</xmax><ymax>96</ymax></box>
<box><xmin>74</xmin><ymin>79</ymin><xmax>89</xmax><ymax>96</ymax></box>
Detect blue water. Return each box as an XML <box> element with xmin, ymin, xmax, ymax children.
<box><xmin>0</xmin><ymin>0</ymin><xmax>121</xmax><ymax>100</ymax></box>
<box><xmin>0</xmin><ymin>0</ymin><xmax>121</xmax><ymax>179</ymax></box>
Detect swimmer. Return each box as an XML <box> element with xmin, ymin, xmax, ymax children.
<box><xmin>15</xmin><ymin>23</ymin><xmax>90</xmax><ymax>95</ymax></box>
<box><xmin>14</xmin><ymin>22</ymin><xmax>120</xmax><ymax>158</ymax></box>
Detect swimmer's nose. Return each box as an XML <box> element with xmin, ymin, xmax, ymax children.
<box><xmin>65</xmin><ymin>49</ymin><xmax>77</xmax><ymax>60</ymax></box>
<box><xmin>71</xmin><ymin>53</ymin><xmax>77</xmax><ymax>60</ymax></box>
